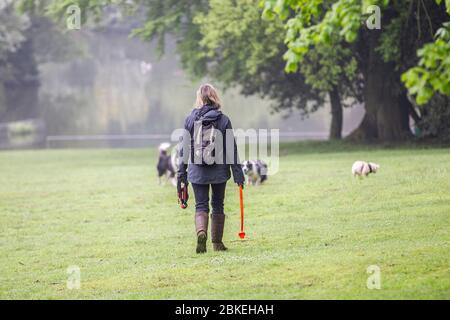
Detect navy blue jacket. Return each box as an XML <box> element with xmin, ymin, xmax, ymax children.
<box><xmin>178</xmin><ymin>105</ymin><xmax>244</xmax><ymax>185</ymax></box>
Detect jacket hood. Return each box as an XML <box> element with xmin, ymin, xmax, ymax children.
<box><xmin>201</xmin><ymin>107</ymin><xmax>222</xmax><ymax>122</ymax></box>
<box><xmin>186</xmin><ymin>105</ymin><xmax>222</xmax><ymax>130</ymax></box>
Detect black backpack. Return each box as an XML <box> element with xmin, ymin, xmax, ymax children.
<box><xmin>193</xmin><ymin>118</ymin><xmax>218</xmax><ymax>165</ymax></box>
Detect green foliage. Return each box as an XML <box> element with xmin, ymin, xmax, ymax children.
<box><xmin>435</xmin><ymin>0</ymin><xmax>450</xmax><ymax>14</ymax></box>
<box><xmin>375</xmin><ymin>6</ymin><xmax>404</xmax><ymax>65</ymax></box>
<box><xmin>264</xmin><ymin>0</ymin><xmax>449</xmax><ymax>137</ymax></box>
<box><xmin>193</xmin><ymin>0</ymin><xmax>324</xmax><ymax>114</ymax></box>
<box><xmin>402</xmin><ymin>22</ymin><xmax>450</xmax><ymax>105</ymax></box>
<box><xmin>16</xmin><ymin>0</ymin><xmax>449</xmax><ymax>135</ymax></box>
<box><xmin>262</xmin><ymin>0</ymin><xmax>363</xmax><ymax>105</ymax></box>
<box><xmin>131</xmin><ymin>0</ymin><xmax>208</xmax><ymax>76</ymax></box>
<box><xmin>262</xmin><ymin>0</ymin><xmax>388</xmax><ymax>70</ymax></box>
<box><xmin>299</xmin><ymin>42</ymin><xmax>358</xmax><ymax>95</ymax></box>
<box><xmin>44</xmin><ymin>0</ymin><xmax>324</xmax><ymax>116</ymax></box>
<box><xmin>263</xmin><ymin>0</ymin><xmax>449</xmax><ymax>106</ymax></box>
<box><xmin>195</xmin><ymin>0</ymin><xmax>282</xmax><ymax>79</ymax></box>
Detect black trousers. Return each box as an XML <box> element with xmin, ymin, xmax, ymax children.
<box><xmin>191</xmin><ymin>182</ymin><xmax>227</xmax><ymax>214</ymax></box>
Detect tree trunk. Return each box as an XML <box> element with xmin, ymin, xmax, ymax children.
<box><xmin>329</xmin><ymin>87</ymin><xmax>343</xmax><ymax>140</ymax></box>
<box><xmin>347</xmin><ymin>30</ymin><xmax>411</xmax><ymax>142</ymax></box>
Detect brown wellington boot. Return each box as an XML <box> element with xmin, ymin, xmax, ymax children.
<box><xmin>195</xmin><ymin>211</ymin><xmax>209</xmax><ymax>254</ymax></box>
<box><xmin>211</xmin><ymin>213</ymin><xmax>228</xmax><ymax>251</ymax></box>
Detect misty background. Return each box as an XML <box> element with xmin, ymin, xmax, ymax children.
<box><xmin>0</xmin><ymin>9</ymin><xmax>364</xmax><ymax>149</ymax></box>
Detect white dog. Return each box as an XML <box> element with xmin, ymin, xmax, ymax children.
<box><xmin>352</xmin><ymin>161</ymin><xmax>380</xmax><ymax>177</ymax></box>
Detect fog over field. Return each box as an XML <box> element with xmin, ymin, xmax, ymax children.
<box><xmin>1</xmin><ymin>13</ymin><xmax>365</xmax><ymax>149</ymax></box>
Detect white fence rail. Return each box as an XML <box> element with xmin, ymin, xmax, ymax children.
<box><xmin>1</xmin><ymin>129</ymin><xmax>348</xmax><ymax>149</ymax></box>
<box><xmin>44</xmin><ymin>131</ymin><xmax>344</xmax><ymax>148</ymax></box>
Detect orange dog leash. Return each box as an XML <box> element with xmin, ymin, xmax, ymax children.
<box><xmin>238</xmin><ymin>185</ymin><xmax>246</xmax><ymax>239</ymax></box>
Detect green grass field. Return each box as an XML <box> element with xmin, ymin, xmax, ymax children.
<box><xmin>1</xmin><ymin>142</ymin><xmax>449</xmax><ymax>299</ymax></box>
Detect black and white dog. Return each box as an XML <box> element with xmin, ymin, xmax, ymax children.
<box><xmin>157</xmin><ymin>142</ymin><xmax>176</xmax><ymax>186</ymax></box>
<box><xmin>242</xmin><ymin>160</ymin><xmax>268</xmax><ymax>185</ymax></box>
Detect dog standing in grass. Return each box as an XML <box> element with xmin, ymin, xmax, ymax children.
<box><xmin>157</xmin><ymin>142</ymin><xmax>176</xmax><ymax>185</ymax></box>
<box><xmin>352</xmin><ymin>161</ymin><xmax>380</xmax><ymax>177</ymax></box>
<box><xmin>242</xmin><ymin>160</ymin><xmax>268</xmax><ymax>185</ymax></box>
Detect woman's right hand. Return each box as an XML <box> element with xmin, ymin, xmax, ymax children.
<box><xmin>177</xmin><ymin>173</ymin><xmax>188</xmax><ymax>193</ymax></box>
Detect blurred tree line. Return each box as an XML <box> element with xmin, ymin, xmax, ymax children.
<box><xmin>0</xmin><ymin>1</ymin><xmax>38</xmax><ymax>122</ymax></box>
<box><xmin>2</xmin><ymin>0</ymin><xmax>292</xmax><ymax>140</ymax></box>
<box><xmin>10</xmin><ymin>0</ymin><xmax>450</xmax><ymax>141</ymax></box>
<box><xmin>0</xmin><ymin>0</ymin><xmax>78</xmax><ymax>123</ymax></box>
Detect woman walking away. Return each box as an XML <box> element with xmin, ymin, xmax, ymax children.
<box><xmin>177</xmin><ymin>84</ymin><xmax>245</xmax><ymax>254</ymax></box>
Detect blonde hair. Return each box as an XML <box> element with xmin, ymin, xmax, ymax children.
<box><xmin>194</xmin><ymin>83</ymin><xmax>222</xmax><ymax>109</ymax></box>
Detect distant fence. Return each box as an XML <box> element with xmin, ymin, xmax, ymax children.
<box><xmin>45</xmin><ymin>134</ymin><xmax>171</xmax><ymax>148</ymax></box>
<box><xmin>0</xmin><ymin>128</ymin><xmax>349</xmax><ymax>150</ymax></box>
<box><xmin>45</xmin><ymin>131</ymin><xmax>341</xmax><ymax>149</ymax></box>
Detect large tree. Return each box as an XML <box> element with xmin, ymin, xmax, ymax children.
<box><xmin>195</xmin><ymin>0</ymin><xmax>362</xmax><ymax>139</ymax></box>
<box><xmin>21</xmin><ymin>0</ymin><xmax>361</xmax><ymax>139</ymax></box>
<box><xmin>19</xmin><ymin>0</ymin><xmax>449</xmax><ymax>140</ymax></box>
<box><xmin>264</xmin><ymin>0</ymin><xmax>449</xmax><ymax>141</ymax></box>
<box><xmin>127</xmin><ymin>0</ymin><xmax>327</xmax><ymax>132</ymax></box>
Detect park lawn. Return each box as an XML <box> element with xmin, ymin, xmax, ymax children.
<box><xmin>0</xmin><ymin>142</ymin><xmax>449</xmax><ymax>299</ymax></box>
